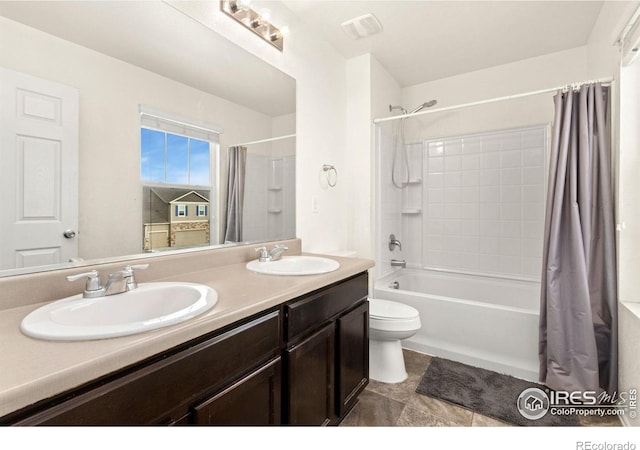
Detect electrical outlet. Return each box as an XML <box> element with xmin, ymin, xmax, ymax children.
<box><xmin>311</xmin><ymin>195</ymin><xmax>319</xmax><ymax>214</ymax></box>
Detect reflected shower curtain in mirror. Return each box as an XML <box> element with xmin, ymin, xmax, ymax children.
<box><xmin>223</xmin><ymin>146</ymin><xmax>247</xmax><ymax>243</ymax></box>
<box><xmin>539</xmin><ymin>83</ymin><xmax>617</xmax><ymax>394</ymax></box>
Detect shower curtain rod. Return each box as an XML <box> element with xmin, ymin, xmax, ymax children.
<box><xmin>233</xmin><ymin>133</ymin><xmax>296</xmax><ymax>147</ymax></box>
<box><xmin>372</xmin><ymin>76</ymin><xmax>614</xmax><ymax>124</ymax></box>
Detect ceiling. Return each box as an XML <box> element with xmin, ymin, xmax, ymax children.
<box><xmin>0</xmin><ymin>1</ymin><xmax>296</xmax><ymax>116</ymax></box>
<box><xmin>282</xmin><ymin>0</ymin><xmax>604</xmax><ymax>87</ymax></box>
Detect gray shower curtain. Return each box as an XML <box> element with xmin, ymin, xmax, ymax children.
<box><xmin>539</xmin><ymin>83</ymin><xmax>617</xmax><ymax>395</ymax></box>
<box><xmin>223</xmin><ymin>145</ymin><xmax>247</xmax><ymax>243</ymax></box>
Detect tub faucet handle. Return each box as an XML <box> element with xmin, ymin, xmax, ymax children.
<box><xmin>389</xmin><ymin>234</ymin><xmax>402</xmax><ymax>251</ymax></box>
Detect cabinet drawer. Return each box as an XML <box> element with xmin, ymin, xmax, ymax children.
<box><xmin>285</xmin><ymin>273</ymin><xmax>367</xmax><ymax>342</ymax></box>
<box><xmin>14</xmin><ymin>310</ymin><xmax>280</xmax><ymax>425</ymax></box>
<box><xmin>193</xmin><ymin>357</ymin><xmax>281</xmax><ymax>425</ymax></box>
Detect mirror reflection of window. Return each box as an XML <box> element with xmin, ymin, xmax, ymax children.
<box><xmin>140</xmin><ymin>107</ymin><xmax>220</xmax><ymax>253</ymax></box>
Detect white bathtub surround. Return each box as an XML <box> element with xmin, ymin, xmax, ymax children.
<box><xmin>374</xmin><ymin>269</ymin><xmax>540</xmax><ymax>381</ymax></box>
<box><xmin>368</xmin><ymin>298</ymin><xmax>421</xmax><ymax>383</ymax></box>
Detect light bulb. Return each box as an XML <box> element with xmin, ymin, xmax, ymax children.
<box><xmin>259</xmin><ymin>8</ymin><xmax>271</xmax><ymax>22</ymax></box>
<box><xmin>279</xmin><ymin>25</ymin><xmax>290</xmax><ymax>36</ymax></box>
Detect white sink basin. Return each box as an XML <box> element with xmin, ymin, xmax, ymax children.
<box><xmin>20</xmin><ymin>282</ymin><xmax>218</xmax><ymax>341</ymax></box>
<box><xmin>246</xmin><ymin>256</ymin><xmax>340</xmax><ymax>276</ymax></box>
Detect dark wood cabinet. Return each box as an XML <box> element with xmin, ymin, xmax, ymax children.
<box><xmin>336</xmin><ymin>301</ymin><xmax>369</xmax><ymax>418</ymax></box>
<box><xmin>192</xmin><ymin>357</ymin><xmax>281</xmax><ymax>425</ymax></box>
<box><xmin>8</xmin><ymin>310</ymin><xmax>281</xmax><ymax>426</ymax></box>
<box><xmin>3</xmin><ymin>272</ymin><xmax>369</xmax><ymax>426</ymax></box>
<box><xmin>286</xmin><ymin>323</ymin><xmax>335</xmax><ymax>425</ymax></box>
<box><xmin>284</xmin><ymin>273</ymin><xmax>369</xmax><ymax>425</ymax></box>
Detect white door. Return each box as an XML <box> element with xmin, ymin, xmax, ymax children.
<box><xmin>0</xmin><ymin>67</ymin><xmax>79</xmax><ymax>270</ymax></box>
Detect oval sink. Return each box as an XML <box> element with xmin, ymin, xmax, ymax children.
<box><xmin>21</xmin><ymin>282</ymin><xmax>218</xmax><ymax>341</ymax></box>
<box><xmin>246</xmin><ymin>256</ymin><xmax>340</xmax><ymax>276</ymax></box>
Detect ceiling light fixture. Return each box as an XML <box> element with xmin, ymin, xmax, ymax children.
<box><xmin>220</xmin><ymin>0</ymin><xmax>285</xmax><ymax>51</ymax></box>
<box><xmin>341</xmin><ymin>13</ymin><xmax>383</xmax><ymax>40</ymax></box>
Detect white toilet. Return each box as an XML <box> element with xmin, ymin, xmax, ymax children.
<box><xmin>368</xmin><ymin>298</ymin><xmax>421</xmax><ymax>383</ymax></box>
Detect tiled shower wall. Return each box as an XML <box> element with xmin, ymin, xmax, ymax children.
<box><xmin>422</xmin><ymin>125</ymin><xmax>547</xmax><ymax>279</ymax></box>
<box><xmin>380</xmin><ymin>124</ymin><xmax>548</xmax><ymax>281</ymax></box>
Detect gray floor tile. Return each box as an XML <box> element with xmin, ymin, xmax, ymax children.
<box><xmin>472</xmin><ymin>413</ymin><xmax>512</xmax><ymax>427</ymax></box>
<box><xmin>341</xmin><ymin>390</ymin><xmax>405</xmax><ymax>426</ymax></box>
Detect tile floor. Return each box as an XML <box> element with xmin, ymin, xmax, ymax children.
<box><xmin>341</xmin><ymin>349</ymin><xmax>621</xmax><ymax>427</ymax></box>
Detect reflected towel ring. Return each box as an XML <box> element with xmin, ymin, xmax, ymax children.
<box><xmin>322</xmin><ymin>164</ymin><xmax>337</xmax><ymax>187</ymax></box>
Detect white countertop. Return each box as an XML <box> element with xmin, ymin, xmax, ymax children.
<box><xmin>0</xmin><ymin>255</ymin><xmax>374</xmax><ymax>418</ymax></box>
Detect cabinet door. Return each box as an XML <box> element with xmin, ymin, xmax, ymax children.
<box><xmin>286</xmin><ymin>323</ymin><xmax>335</xmax><ymax>426</ymax></box>
<box><xmin>192</xmin><ymin>357</ymin><xmax>281</xmax><ymax>425</ymax></box>
<box><xmin>336</xmin><ymin>301</ymin><xmax>369</xmax><ymax>418</ymax></box>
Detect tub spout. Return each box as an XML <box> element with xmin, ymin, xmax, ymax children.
<box><xmin>390</xmin><ymin>259</ymin><xmax>406</xmax><ymax>268</ymax></box>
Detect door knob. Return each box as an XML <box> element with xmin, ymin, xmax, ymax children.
<box><xmin>63</xmin><ymin>229</ymin><xmax>77</xmax><ymax>239</ymax></box>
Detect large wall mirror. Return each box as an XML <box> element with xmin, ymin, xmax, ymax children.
<box><xmin>0</xmin><ymin>1</ymin><xmax>296</xmax><ymax>276</ymax></box>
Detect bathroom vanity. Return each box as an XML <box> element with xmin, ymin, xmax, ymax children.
<box><xmin>0</xmin><ymin>244</ymin><xmax>371</xmax><ymax>426</ymax></box>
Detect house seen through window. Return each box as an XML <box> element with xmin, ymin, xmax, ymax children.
<box><xmin>140</xmin><ymin>110</ymin><xmax>219</xmax><ymax>252</ymax></box>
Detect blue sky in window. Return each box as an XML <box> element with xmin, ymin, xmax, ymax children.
<box><xmin>141</xmin><ymin>128</ymin><xmax>210</xmax><ymax>186</ymax></box>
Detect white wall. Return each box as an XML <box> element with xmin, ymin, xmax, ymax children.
<box><xmin>169</xmin><ymin>1</ymin><xmax>350</xmax><ymax>254</ymax></box>
<box><xmin>402</xmin><ymin>46</ymin><xmax>588</xmax><ymax>138</ymax></box>
<box><xmin>0</xmin><ymin>16</ymin><xmax>274</xmax><ymax>260</ymax></box>
<box><xmin>345</xmin><ymin>54</ymin><xmax>373</xmax><ymax>258</ymax></box>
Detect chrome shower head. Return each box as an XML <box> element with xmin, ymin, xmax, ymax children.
<box><xmin>410</xmin><ymin>99</ymin><xmax>438</xmax><ymax>114</ymax></box>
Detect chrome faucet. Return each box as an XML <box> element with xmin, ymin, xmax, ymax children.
<box><xmin>390</xmin><ymin>259</ymin><xmax>406</xmax><ymax>268</ymax></box>
<box><xmin>388</xmin><ymin>234</ymin><xmax>402</xmax><ymax>251</ymax></box>
<box><xmin>255</xmin><ymin>245</ymin><xmax>289</xmax><ymax>262</ymax></box>
<box><xmin>67</xmin><ymin>264</ymin><xmax>149</xmax><ymax>298</ymax></box>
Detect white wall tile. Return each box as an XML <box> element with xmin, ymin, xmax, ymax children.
<box><xmin>428</xmin><ymin>156</ymin><xmax>444</xmax><ymax>173</ymax></box>
<box><xmin>501</xmin><ymin>168</ymin><xmax>521</xmax><ymax>185</ymax></box>
<box><xmin>501</xmin><ymin>203</ymin><xmax>522</xmax><ymax>221</ymax></box>
<box><xmin>501</xmin><ymin>186</ymin><xmax>521</xmax><ymax>203</ymax></box>
<box><xmin>523</xmin><ymin>147</ymin><xmax>545</xmax><ymax>166</ymax></box>
<box><xmin>445</xmin><ymin>155</ymin><xmax>462</xmax><ymax>171</ymax></box>
<box><xmin>444</xmin><ymin>171</ymin><xmax>462</xmax><ymax>187</ymax></box>
<box><xmin>461</xmin><ymin>153</ymin><xmax>481</xmax><ymax>170</ymax></box>
<box><xmin>482</xmin><ymin>136</ymin><xmax>501</xmax><ymax>153</ymax></box>
<box><xmin>480</xmin><ymin>186</ymin><xmax>500</xmax><ymax>203</ymax></box>
<box><xmin>501</xmin><ymin>150</ymin><xmax>521</xmax><ymax>168</ymax></box>
<box><xmin>480</xmin><ymin>203</ymin><xmax>500</xmax><ymax>220</ymax></box>
<box><xmin>481</xmin><ymin>152</ymin><xmax>500</xmax><ymax>169</ymax></box>
<box><xmin>501</xmin><ymin>132</ymin><xmax>521</xmax><ymax>150</ymax></box>
<box><xmin>462</xmin><ymin>137</ymin><xmax>482</xmax><ymax>154</ymax></box>
<box><xmin>428</xmin><ymin>188</ymin><xmax>444</xmax><ymax>203</ymax></box>
<box><xmin>388</xmin><ymin>125</ymin><xmax>547</xmax><ymax>279</ymax></box>
<box><xmin>460</xmin><ymin>187</ymin><xmax>480</xmax><ymax>203</ymax></box>
<box><xmin>480</xmin><ymin>169</ymin><xmax>500</xmax><ymax>186</ymax></box>
<box><xmin>461</xmin><ymin>170</ymin><xmax>480</xmax><ymax>186</ymax></box>
<box><xmin>444</xmin><ymin>139</ymin><xmax>462</xmax><ymax>155</ymax></box>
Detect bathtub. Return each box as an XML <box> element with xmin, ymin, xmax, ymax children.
<box><xmin>374</xmin><ymin>268</ymin><xmax>540</xmax><ymax>381</ymax></box>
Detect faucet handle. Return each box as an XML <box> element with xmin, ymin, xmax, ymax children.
<box><xmin>122</xmin><ymin>264</ymin><xmax>149</xmax><ymax>273</ymax></box>
<box><xmin>255</xmin><ymin>246</ymin><xmax>269</xmax><ymax>261</ymax></box>
<box><xmin>66</xmin><ymin>270</ymin><xmax>102</xmax><ymax>292</ymax></box>
<box><xmin>122</xmin><ymin>264</ymin><xmax>149</xmax><ymax>290</ymax></box>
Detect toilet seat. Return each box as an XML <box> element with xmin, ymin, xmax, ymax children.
<box><xmin>369</xmin><ymin>298</ymin><xmax>419</xmax><ymax>320</ymax></box>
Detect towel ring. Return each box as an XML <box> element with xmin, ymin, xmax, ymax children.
<box><xmin>322</xmin><ymin>164</ymin><xmax>337</xmax><ymax>187</ymax></box>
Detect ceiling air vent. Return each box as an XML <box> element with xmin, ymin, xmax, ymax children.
<box><xmin>341</xmin><ymin>13</ymin><xmax>383</xmax><ymax>40</ymax></box>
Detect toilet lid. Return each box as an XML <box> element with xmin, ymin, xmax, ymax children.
<box><xmin>369</xmin><ymin>298</ymin><xmax>419</xmax><ymax>320</ymax></box>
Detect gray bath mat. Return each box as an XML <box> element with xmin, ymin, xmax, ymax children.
<box><xmin>416</xmin><ymin>357</ymin><xmax>580</xmax><ymax>426</ymax></box>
